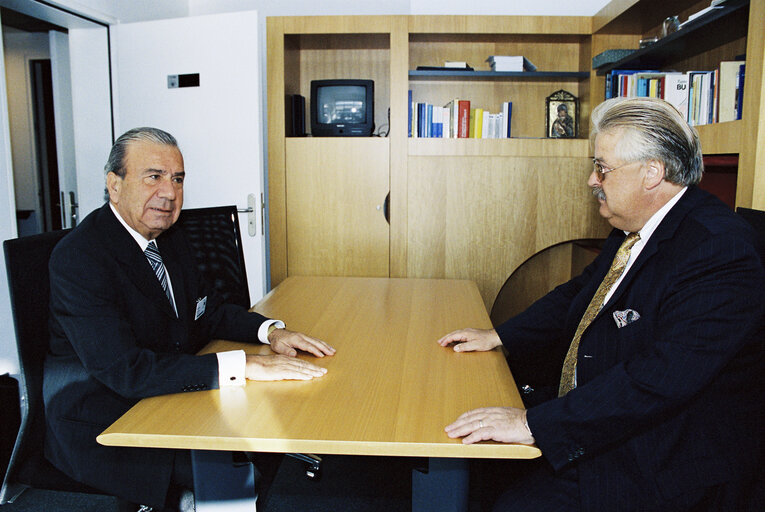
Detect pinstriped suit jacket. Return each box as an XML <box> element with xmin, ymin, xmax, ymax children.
<box><xmin>43</xmin><ymin>203</ymin><xmax>268</xmax><ymax>507</ymax></box>
<box><xmin>497</xmin><ymin>186</ymin><xmax>765</xmax><ymax>510</ymax></box>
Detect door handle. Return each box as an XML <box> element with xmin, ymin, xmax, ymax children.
<box><xmin>383</xmin><ymin>192</ymin><xmax>390</xmax><ymax>224</ymax></box>
<box><xmin>69</xmin><ymin>191</ymin><xmax>78</xmax><ymax>227</ymax></box>
<box><xmin>235</xmin><ymin>194</ymin><xmax>258</xmax><ymax>237</ymax></box>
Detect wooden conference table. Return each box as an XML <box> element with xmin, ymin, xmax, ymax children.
<box><xmin>99</xmin><ymin>276</ymin><xmax>540</xmax><ymax>510</ymax></box>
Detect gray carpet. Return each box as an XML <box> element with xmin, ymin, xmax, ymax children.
<box><xmin>0</xmin><ymin>455</ymin><xmax>526</xmax><ymax>511</ymax></box>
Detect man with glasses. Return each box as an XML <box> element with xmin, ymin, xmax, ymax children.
<box><xmin>437</xmin><ymin>97</ymin><xmax>765</xmax><ymax>511</ymax></box>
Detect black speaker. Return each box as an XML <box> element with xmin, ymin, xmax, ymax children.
<box><xmin>286</xmin><ymin>94</ymin><xmax>306</xmax><ymax>137</ymax></box>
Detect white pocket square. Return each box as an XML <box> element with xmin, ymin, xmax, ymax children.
<box><xmin>613</xmin><ymin>309</ymin><xmax>641</xmax><ymax>328</ymax></box>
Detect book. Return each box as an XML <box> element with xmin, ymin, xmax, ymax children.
<box><xmin>408</xmin><ymin>90</ymin><xmax>412</xmax><ymax>138</ymax></box>
<box><xmin>468</xmin><ymin>109</ymin><xmax>476</xmax><ymax>138</ymax></box>
<box><xmin>718</xmin><ymin>61</ymin><xmax>744</xmax><ymax>122</ymax></box>
<box><xmin>444</xmin><ymin>99</ymin><xmax>459</xmax><ymax>138</ymax></box>
<box><xmin>474</xmin><ymin>108</ymin><xmax>484</xmax><ymax>138</ymax></box>
<box><xmin>663</xmin><ymin>73</ymin><xmax>690</xmax><ymax>120</ymax></box>
<box><xmin>457</xmin><ymin>100</ymin><xmax>470</xmax><ymax>138</ymax></box>
<box><xmin>486</xmin><ymin>55</ymin><xmax>537</xmax><ymax>72</ymax></box>
<box><xmin>501</xmin><ymin>101</ymin><xmax>513</xmax><ymax>139</ymax></box>
<box><xmin>504</xmin><ymin>102</ymin><xmax>513</xmax><ymax>138</ymax></box>
<box><xmin>736</xmin><ymin>64</ymin><xmax>745</xmax><ymax>120</ymax></box>
<box><xmin>444</xmin><ymin>61</ymin><xmax>470</xmax><ymax>68</ymax></box>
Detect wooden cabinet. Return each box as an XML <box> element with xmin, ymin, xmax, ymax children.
<box><xmin>285</xmin><ymin>138</ymin><xmax>390</xmax><ymax>277</ymax></box>
<box><xmin>267</xmin><ymin>2</ymin><xmax>765</xmax><ymax>309</ymax></box>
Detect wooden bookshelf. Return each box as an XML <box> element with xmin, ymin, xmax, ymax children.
<box><xmin>591</xmin><ymin>0</ymin><xmax>763</xmax><ymax>210</ymax></box>
<box><xmin>267</xmin><ymin>2</ymin><xmax>765</xmax><ymax>310</ymax></box>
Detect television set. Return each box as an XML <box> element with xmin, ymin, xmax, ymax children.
<box><xmin>310</xmin><ymin>79</ymin><xmax>374</xmax><ymax>137</ymax></box>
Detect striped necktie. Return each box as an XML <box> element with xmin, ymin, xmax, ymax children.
<box><xmin>145</xmin><ymin>241</ymin><xmax>176</xmax><ymax>314</ymax></box>
<box><xmin>558</xmin><ymin>232</ymin><xmax>640</xmax><ymax>397</ymax></box>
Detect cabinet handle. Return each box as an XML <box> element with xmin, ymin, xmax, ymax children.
<box><xmin>383</xmin><ymin>192</ymin><xmax>390</xmax><ymax>224</ymax></box>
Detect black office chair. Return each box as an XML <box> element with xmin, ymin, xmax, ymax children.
<box><xmin>174</xmin><ymin>205</ymin><xmax>252</xmax><ymax>308</ymax></box>
<box><xmin>174</xmin><ymin>206</ymin><xmax>323</xmax><ymax>481</ymax></box>
<box><xmin>1</xmin><ymin>230</ymin><xmax>129</xmax><ymax>507</ymax></box>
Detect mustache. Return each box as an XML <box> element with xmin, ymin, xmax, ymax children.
<box><xmin>592</xmin><ymin>186</ymin><xmax>606</xmax><ymax>201</ymax></box>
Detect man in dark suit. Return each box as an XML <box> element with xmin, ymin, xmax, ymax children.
<box><xmin>438</xmin><ymin>97</ymin><xmax>765</xmax><ymax>511</ymax></box>
<box><xmin>43</xmin><ymin>127</ymin><xmax>335</xmax><ymax>510</ymax></box>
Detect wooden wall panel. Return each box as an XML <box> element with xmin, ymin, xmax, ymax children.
<box><xmin>407</xmin><ymin>155</ymin><xmax>610</xmax><ymax>308</ymax></box>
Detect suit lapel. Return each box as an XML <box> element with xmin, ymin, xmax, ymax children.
<box><xmin>600</xmin><ymin>186</ymin><xmax>706</xmax><ymax>312</ymax></box>
<box><xmin>96</xmin><ymin>204</ymin><xmax>179</xmax><ymax>319</ymax></box>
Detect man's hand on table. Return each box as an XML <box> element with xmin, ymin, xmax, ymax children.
<box><xmin>243</xmin><ymin>328</ymin><xmax>335</xmax><ymax>381</ymax></box>
<box><xmin>269</xmin><ymin>328</ymin><xmax>336</xmax><ymax>358</ymax></box>
<box><xmin>445</xmin><ymin>407</ymin><xmax>535</xmax><ymax>445</ymax></box>
<box><xmin>436</xmin><ymin>327</ymin><xmax>502</xmax><ymax>352</ymax></box>
<box><xmin>245</xmin><ymin>353</ymin><xmax>328</xmax><ymax>381</ymax></box>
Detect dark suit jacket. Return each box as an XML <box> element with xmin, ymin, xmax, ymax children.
<box><xmin>497</xmin><ymin>187</ymin><xmax>765</xmax><ymax>511</ymax></box>
<box><xmin>43</xmin><ymin>203</ymin><xmax>268</xmax><ymax>507</ymax></box>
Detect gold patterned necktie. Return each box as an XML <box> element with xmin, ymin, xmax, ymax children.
<box><xmin>558</xmin><ymin>232</ymin><xmax>640</xmax><ymax>397</ymax></box>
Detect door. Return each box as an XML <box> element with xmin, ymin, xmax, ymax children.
<box><xmin>110</xmin><ymin>11</ymin><xmax>266</xmax><ymax>302</ymax></box>
<box><xmin>49</xmin><ymin>29</ymin><xmax>77</xmax><ymax>228</ymax></box>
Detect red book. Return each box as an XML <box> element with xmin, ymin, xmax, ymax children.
<box><xmin>457</xmin><ymin>100</ymin><xmax>470</xmax><ymax>138</ymax></box>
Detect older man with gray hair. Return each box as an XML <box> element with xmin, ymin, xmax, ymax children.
<box><xmin>438</xmin><ymin>97</ymin><xmax>765</xmax><ymax>511</ymax></box>
<box><xmin>44</xmin><ymin>127</ymin><xmax>335</xmax><ymax>510</ymax></box>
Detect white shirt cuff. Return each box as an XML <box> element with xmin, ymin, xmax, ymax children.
<box><xmin>257</xmin><ymin>319</ymin><xmax>285</xmax><ymax>344</ymax></box>
<box><xmin>217</xmin><ymin>350</ymin><xmax>246</xmax><ymax>387</ymax></box>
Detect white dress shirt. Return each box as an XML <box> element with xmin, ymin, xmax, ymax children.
<box><xmin>603</xmin><ymin>186</ymin><xmax>687</xmax><ymax>304</ymax></box>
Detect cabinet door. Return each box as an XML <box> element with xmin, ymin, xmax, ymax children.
<box><xmin>286</xmin><ymin>138</ymin><xmax>389</xmax><ymax>277</ymax></box>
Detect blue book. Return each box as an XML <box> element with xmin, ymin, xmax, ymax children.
<box><xmin>417</xmin><ymin>103</ymin><xmax>426</xmax><ymax>137</ymax></box>
<box><xmin>408</xmin><ymin>90</ymin><xmax>412</xmax><ymax>138</ymax></box>
<box><xmin>506</xmin><ymin>102</ymin><xmax>513</xmax><ymax>138</ymax></box>
<box><xmin>637</xmin><ymin>77</ymin><xmax>648</xmax><ymax>97</ymax></box>
<box><xmin>427</xmin><ymin>104</ymin><xmax>433</xmax><ymax>138</ymax></box>
<box><xmin>736</xmin><ymin>64</ymin><xmax>745</xmax><ymax>120</ymax></box>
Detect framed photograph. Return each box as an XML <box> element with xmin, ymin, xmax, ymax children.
<box><xmin>546</xmin><ymin>90</ymin><xmax>578</xmax><ymax>138</ymax></box>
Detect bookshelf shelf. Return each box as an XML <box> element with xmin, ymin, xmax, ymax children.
<box><xmin>409</xmin><ymin>70</ymin><xmax>590</xmax><ymax>80</ymax></box>
<box><xmin>696</xmin><ymin>120</ymin><xmax>743</xmax><ymax>155</ymax></box>
<box><xmin>595</xmin><ymin>0</ymin><xmax>749</xmax><ymax>75</ymax></box>
<box><xmin>408</xmin><ymin>137</ymin><xmax>590</xmax><ymax>157</ymax></box>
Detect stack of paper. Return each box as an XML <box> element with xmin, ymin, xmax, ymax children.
<box><xmin>486</xmin><ymin>55</ymin><xmax>537</xmax><ymax>72</ymax></box>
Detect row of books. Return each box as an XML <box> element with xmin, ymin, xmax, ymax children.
<box><xmin>604</xmin><ymin>60</ymin><xmax>745</xmax><ymax>125</ymax></box>
<box><xmin>408</xmin><ymin>94</ymin><xmax>513</xmax><ymax>138</ymax></box>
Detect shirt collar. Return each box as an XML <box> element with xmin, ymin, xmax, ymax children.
<box><xmin>631</xmin><ymin>186</ymin><xmax>688</xmax><ymax>242</ymax></box>
<box><xmin>109</xmin><ymin>202</ymin><xmax>152</xmax><ymax>251</ymax></box>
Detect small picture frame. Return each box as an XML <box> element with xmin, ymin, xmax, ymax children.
<box><xmin>546</xmin><ymin>90</ymin><xmax>578</xmax><ymax>138</ymax></box>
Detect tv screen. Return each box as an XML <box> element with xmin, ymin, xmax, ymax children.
<box><xmin>310</xmin><ymin>79</ymin><xmax>374</xmax><ymax>136</ymax></box>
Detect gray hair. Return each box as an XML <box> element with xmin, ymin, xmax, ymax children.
<box><xmin>104</xmin><ymin>127</ymin><xmax>178</xmax><ymax>178</ymax></box>
<box><xmin>590</xmin><ymin>97</ymin><xmax>703</xmax><ymax>186</ymax></box>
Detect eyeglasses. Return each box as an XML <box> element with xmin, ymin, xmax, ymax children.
<box><xmin>592</xmin><ymin>158</ymin><xmax>636</xmax><ymax>182</ymax></box>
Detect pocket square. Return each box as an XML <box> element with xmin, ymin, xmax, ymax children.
<box><xmin>613</xmin><ymin>309</ymin><xmax>640</xmax><ymax>328</ymax></box>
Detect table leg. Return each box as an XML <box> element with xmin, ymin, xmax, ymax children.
<box><xmin>412</xmin><ymin>457</ymin><xmax>469</xmax><ymax>512</ymax></box>
<box><xmin>191</xmin><ymin>450</ymin><xmax>258</xmax><ymax>511</ymax></box>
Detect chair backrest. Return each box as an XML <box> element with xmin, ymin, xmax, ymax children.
<box><xmin>736</xmin><ymin>207</ymin><xmax>765</xmax><ymax>268</ymax></box>
<box><xmin>174</xmin><ymin>205</ymin><xmax>251</xmax><ymax>308</ymax></box>
<box><xmin>0</xmin><ymin>229</ymin><xmax>102</xmax><ymax>503</ymax></box>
